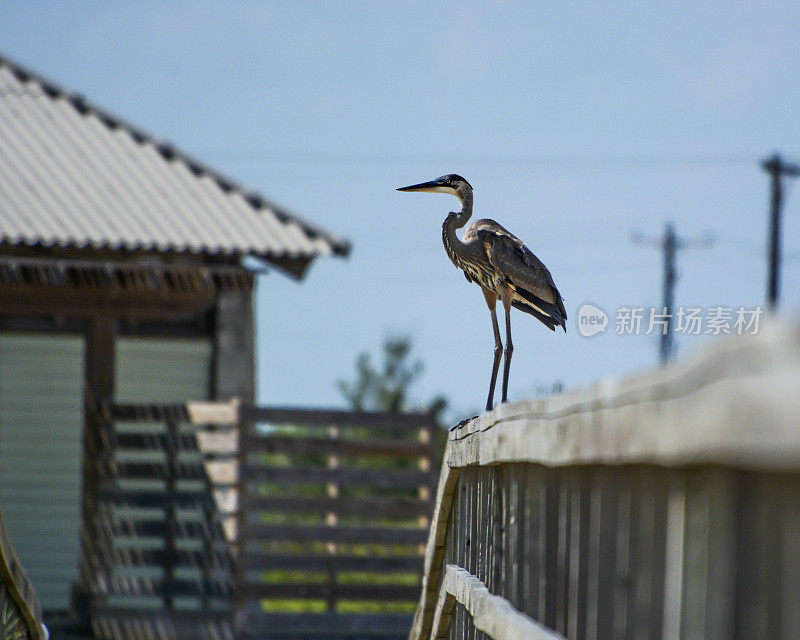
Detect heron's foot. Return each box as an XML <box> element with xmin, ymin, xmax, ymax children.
<box><xmin>450</xmin><ymin>415</ymin><xmax>479</xmax><ymax>431</ymax></box>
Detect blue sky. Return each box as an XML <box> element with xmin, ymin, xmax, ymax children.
<box><xmin>2</xmin><ymin>2</ymin><xmax>799</xmax><ymax>420</ymax></box>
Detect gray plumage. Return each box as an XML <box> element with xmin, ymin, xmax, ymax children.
<box><xmin>398</xmin><ymin>174</ymin><xmax>566</xmax><ymax>411</ymax></box>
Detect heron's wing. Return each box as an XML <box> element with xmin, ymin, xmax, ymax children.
<box><xmin>474</xmin><ymin>221</ymin><xmax>567</xmax><ymax>329</ymax></box>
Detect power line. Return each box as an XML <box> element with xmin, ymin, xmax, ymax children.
<box><xmin>762</xmin><ymin>153</ymin><xmax>800</xmax><ymax>310</ymax></box>
<box><xmin>633</xmin><ymin>223</ymin><xmax>714</xmax><ymax>366</ymax></box>
<box><xmin>199</xmin><ymin>148</ymin><xmax>760</xmax><ymax>169</ymax></box>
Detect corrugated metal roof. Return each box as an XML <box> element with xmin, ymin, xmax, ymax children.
<box><xmin>0</xmin><ymin>53</ymin><xmax>350</xmax><ymax>268</ymax></box>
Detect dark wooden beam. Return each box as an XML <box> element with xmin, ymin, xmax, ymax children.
<box><xmin>76</xmin><ymin>316</ymin><xmax>116</xmax><ymax>621</ymax></box>
<box><xmin>240</xmin><ymin>494</ymin><xmax>434</xmax><ymax>519</ymax></box>
<box><xmin>0</xmin><ymin>287</ymin><xmax>216</xmax><ymax>320</ymax></box>
<box><xmin>239</xmin><ymin>523</ymin><xmax>429</xmax><ymax>546</ymax></box>
<box><xmin>241</xmin><ymin>582</ymin><xmax>419</xmax><ymax>602</ymax></box>
<box><xmin>214</xmin><ymin>290</ymin><xmax>255</xmax><ymax>402</ymax></box>
<box><xmin>241</xmin><ymin>553</ymin><xmax>424</xmax><ymax>574</ymax></box>
<box><xmin>85</xmin><ymin>317</ymin><xmax>115</xmax><ymax>408</ymax></box>
<box><xmin>242</xmin><ymin>613</ymin><xmax>412</xmax><ymax>637</ymax></box>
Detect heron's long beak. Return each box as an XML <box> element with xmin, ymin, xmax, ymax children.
<box><xmin>396</xmin><ymin>179</ymin><xmax>441</xmax><ymax>193</ymax></box>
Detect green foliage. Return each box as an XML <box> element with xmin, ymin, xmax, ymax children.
<box><xmin>337</xmin><ymin>335</ymin><xmax>447</xmax><ymax>422</ymax></box>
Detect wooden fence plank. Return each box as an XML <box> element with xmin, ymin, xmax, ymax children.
<box><xmin>567</xmin><ymin>469</ymin><xmax>589</xmax><ymax>640</ymax></box>
<box><xmin>438</xmin><ymin>565</ymin><xmax>567</xmax><ymax>640</ymax></box>
<box><xmin>612</xmin><ymin>474</ymin><xmax>632</xmax><ymax>640</ymax></box>
<box><xmin>104</xmin><ymin>576</ymin><xmax>231</xmax><ymax>598</ymax></box>
<box><xmin>104</xmin><ymin>461</ymin><xmax>207</xmax><ymax>481</ymax></box>
<box><xmin>543</xmin><ymin>466</ymin><xmax>560</xmax><ymax>630</ymax></box>
<box><xmin>241</xmin><ymin>582</ymin><xmax>419</xmax><ymax>601</ymax></box>
<box><xmin>241</xmin><ymin>553</ymin><xmax>423</xmax><ymax>573</ymax></box>
<box><xmin>90</xmin><ymin>607</ymin><xmax>233</xmax><ymax>640</ymax></box>
<box><xmin>778</xmin><ymin>476</ymin><xmax>800</xmax><ymax>639</ymax></box>
<box><xmin>186</xmin><ymin>399</ymin><xmax>239</xmax><ymax>427</ymax></box>
<box><xmin>680</xmin><ymin>468</ymin><xmax>737</xmax><ymax>640</ymax></box>
<box><xmin>241</xmin><ymin>494</ymin><xmax>433</xmax><ymax>519</ymax></box>
<box><xmin>647</xmin><ymin>473</ymin><xmax>668</xmax><ymax>639</ymax></box>
<box><xmin>586</xmin><ymin>469</ymin><xmax>618</xmax><ymax>640</ymax></box>
<box><xmin>109</xmin><ymin>404</ymin><xmax>190</xmax><ymax>423</ymax></box>
<box><xmin>110</xmin><ymin>519</ymin><xmax>213</xmax><ymax>539</ymax></box>
<box><xmin>555</xmin><ymin>469</ymin><xmax>570</xmax><ymax>636</ymax></box>
<box><xmin>240</xmin><ymin>612</ymin><xmax>412</xmax><ymax>636</ymax></box>
<box><xmin>239</xmin><ymin>405</ymin><xmax>436</xmax><ymax>430</ymax></box>
<box><xmin>113</xmin><ymin>432</ymin><xmax>201</xmax><ymax>452</ymax></box>
<box><xmin>241</xmin><ymin>433</ymin><xmax>436</xmax><ymax>459</ymax></box>
<box><xmin>661</xmin><ymin>471</ymin><xmax>685</xmax><ymax>640</ymax></box>
<box><xmin>632</xmin><ymin>470</ymin><xmax>656</xmax><ymax>640</ymax></box>
<box><xmin>241</xmin><ymin>465</ymin><xmax>436</xmax><ymax>489</ymax></box>
<box><xmin>99</xmin><ymin>488</ymin><xmax>215</xmax><ymax>509</ymax></box>
<box><xmin>104</xmin><ymin>547</ymin><xmax>231</xmax><ymax>570</ymax></box>
<box><xmin>240</xmin><ymin>523</ymin><xmax>428</xmax><ymax>545</ymax></box>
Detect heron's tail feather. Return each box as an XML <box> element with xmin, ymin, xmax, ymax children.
<box><xmin>512</xmin><ymin>287</ymin><xmax>567</xmax><ymax>332</ymax></box>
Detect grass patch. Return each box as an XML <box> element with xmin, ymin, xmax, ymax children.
<box><xmin>336</xmin><ymin>601</ymin><xmax>417</xmax><ymax>614</ymax></box>
<box><xmin>337</xmin><ymin>572</ymin><xmax>419</xmax><ymax>586</ymax></box>
<box><xmin>260</xmin><ymin>599</ymin><xmax>327</xmax><ymax>613</ymax></box>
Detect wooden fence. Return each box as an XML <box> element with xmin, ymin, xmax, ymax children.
<box><xmin>233</xmin><ymin>405</ymin><xmax>438</xmax><ymax>640</ymax></box>
<box><xmin>410</xmin><ymin>322</ymin><xmax>800</xmax><ymax>640</ymax></box>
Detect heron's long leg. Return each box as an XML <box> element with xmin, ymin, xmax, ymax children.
<box><xmin>500</xmin><ymin>288</ymin><xmax>514</xmax><ymax>403</ymax></box>
<box><xmin>482</xmin><ymin>289</ymin><xmax>503</xmax><ymax>412</ymax></box>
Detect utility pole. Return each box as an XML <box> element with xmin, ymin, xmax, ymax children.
<box><xmin>762</xmin><ymin>153</ymin><xmax>800</xmax><ymax>310</ymax></box>
<box><xmin>633</xmin><ymin>223</ymin><xmax>714</xmax><ymax>365</ymax></box>
<box><xmin>660</xmin><ymin>223</ymin><xmax>678</xmax><ymax>366</ymax></box>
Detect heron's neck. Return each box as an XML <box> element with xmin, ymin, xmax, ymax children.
<box><xmin>442</xmin><ymin>202</ymin><xmax>472</xmax><ymax>265</ymax></box>
<box><xmin>442</xmin><ymin>189</ymin><xmax>474</xmax><ymax>259</ymax></box>
<box><xmin>444</xmin><ymin>192</ymin><xmax>473</xmax><ymax>232</ymax></box>
<box><xmin>459</xmin><ymin>189</ymin><xmax>473</xmax><ymax>218</ymax></box>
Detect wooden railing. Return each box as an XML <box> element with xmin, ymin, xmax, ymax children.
<box><xmin>411</xmin><ymin>321</ymin><xmax>800</xmax><ymax>640</ymax></box>
<box><xmin>0</xmin><ymin>506</ymin><xmax>46</xmax><ymax>640</ymax></box>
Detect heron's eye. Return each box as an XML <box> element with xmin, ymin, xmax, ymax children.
<box><xmin>446</xmin><ymin>179</ymin><xmax>451</xmax><ymax>184</ymax></box>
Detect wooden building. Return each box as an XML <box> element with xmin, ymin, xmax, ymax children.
<box><xmin>0</xmin><ymin>52</ymin><xmax>349</xmax><ymax>628</ymax></box>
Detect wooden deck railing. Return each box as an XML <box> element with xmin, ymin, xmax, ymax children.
<box><xmin>411</xmin><ymin>321</ymin><xmax>800</xmax><ymax>640</ymax></box>
<box><xmin>0</xmin><ymin>505</ymin><xmax>46</xmax><ymax>640</ymax></box>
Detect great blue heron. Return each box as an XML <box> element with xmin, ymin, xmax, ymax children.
<box><xmin>397</xmin><ymin>174</ymin><xmax>566</xmax><ymax>411</ymax></box>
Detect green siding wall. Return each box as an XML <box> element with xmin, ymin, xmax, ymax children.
<box><xmin>114</xmin><ymin>337</ymin><xmax>212</xmax><ymax>404</ymax></box>
<box><xmin>0</xmin><ymin>334</ymin><xmax>212</xmax><ymax>613</ymax></box>
<box><xmin>0</xmin><ymin>333</ymin><xmax>84</xmax><ymax>612</ymax></box>
<box><xmin>111</xmin><ymin>337</ymin><xmax>213</xmax><ymax>610</ymax></box>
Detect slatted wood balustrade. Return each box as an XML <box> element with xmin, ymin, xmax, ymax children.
<box><xmin>411</xmin><ymin>322</ymin><xmax>800</xmax><ymax>640</ymax></box>
<box><xmin>85</xmin><ymin>403</ymin><xmax>235</xmax><ymax>640</ymax></box>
